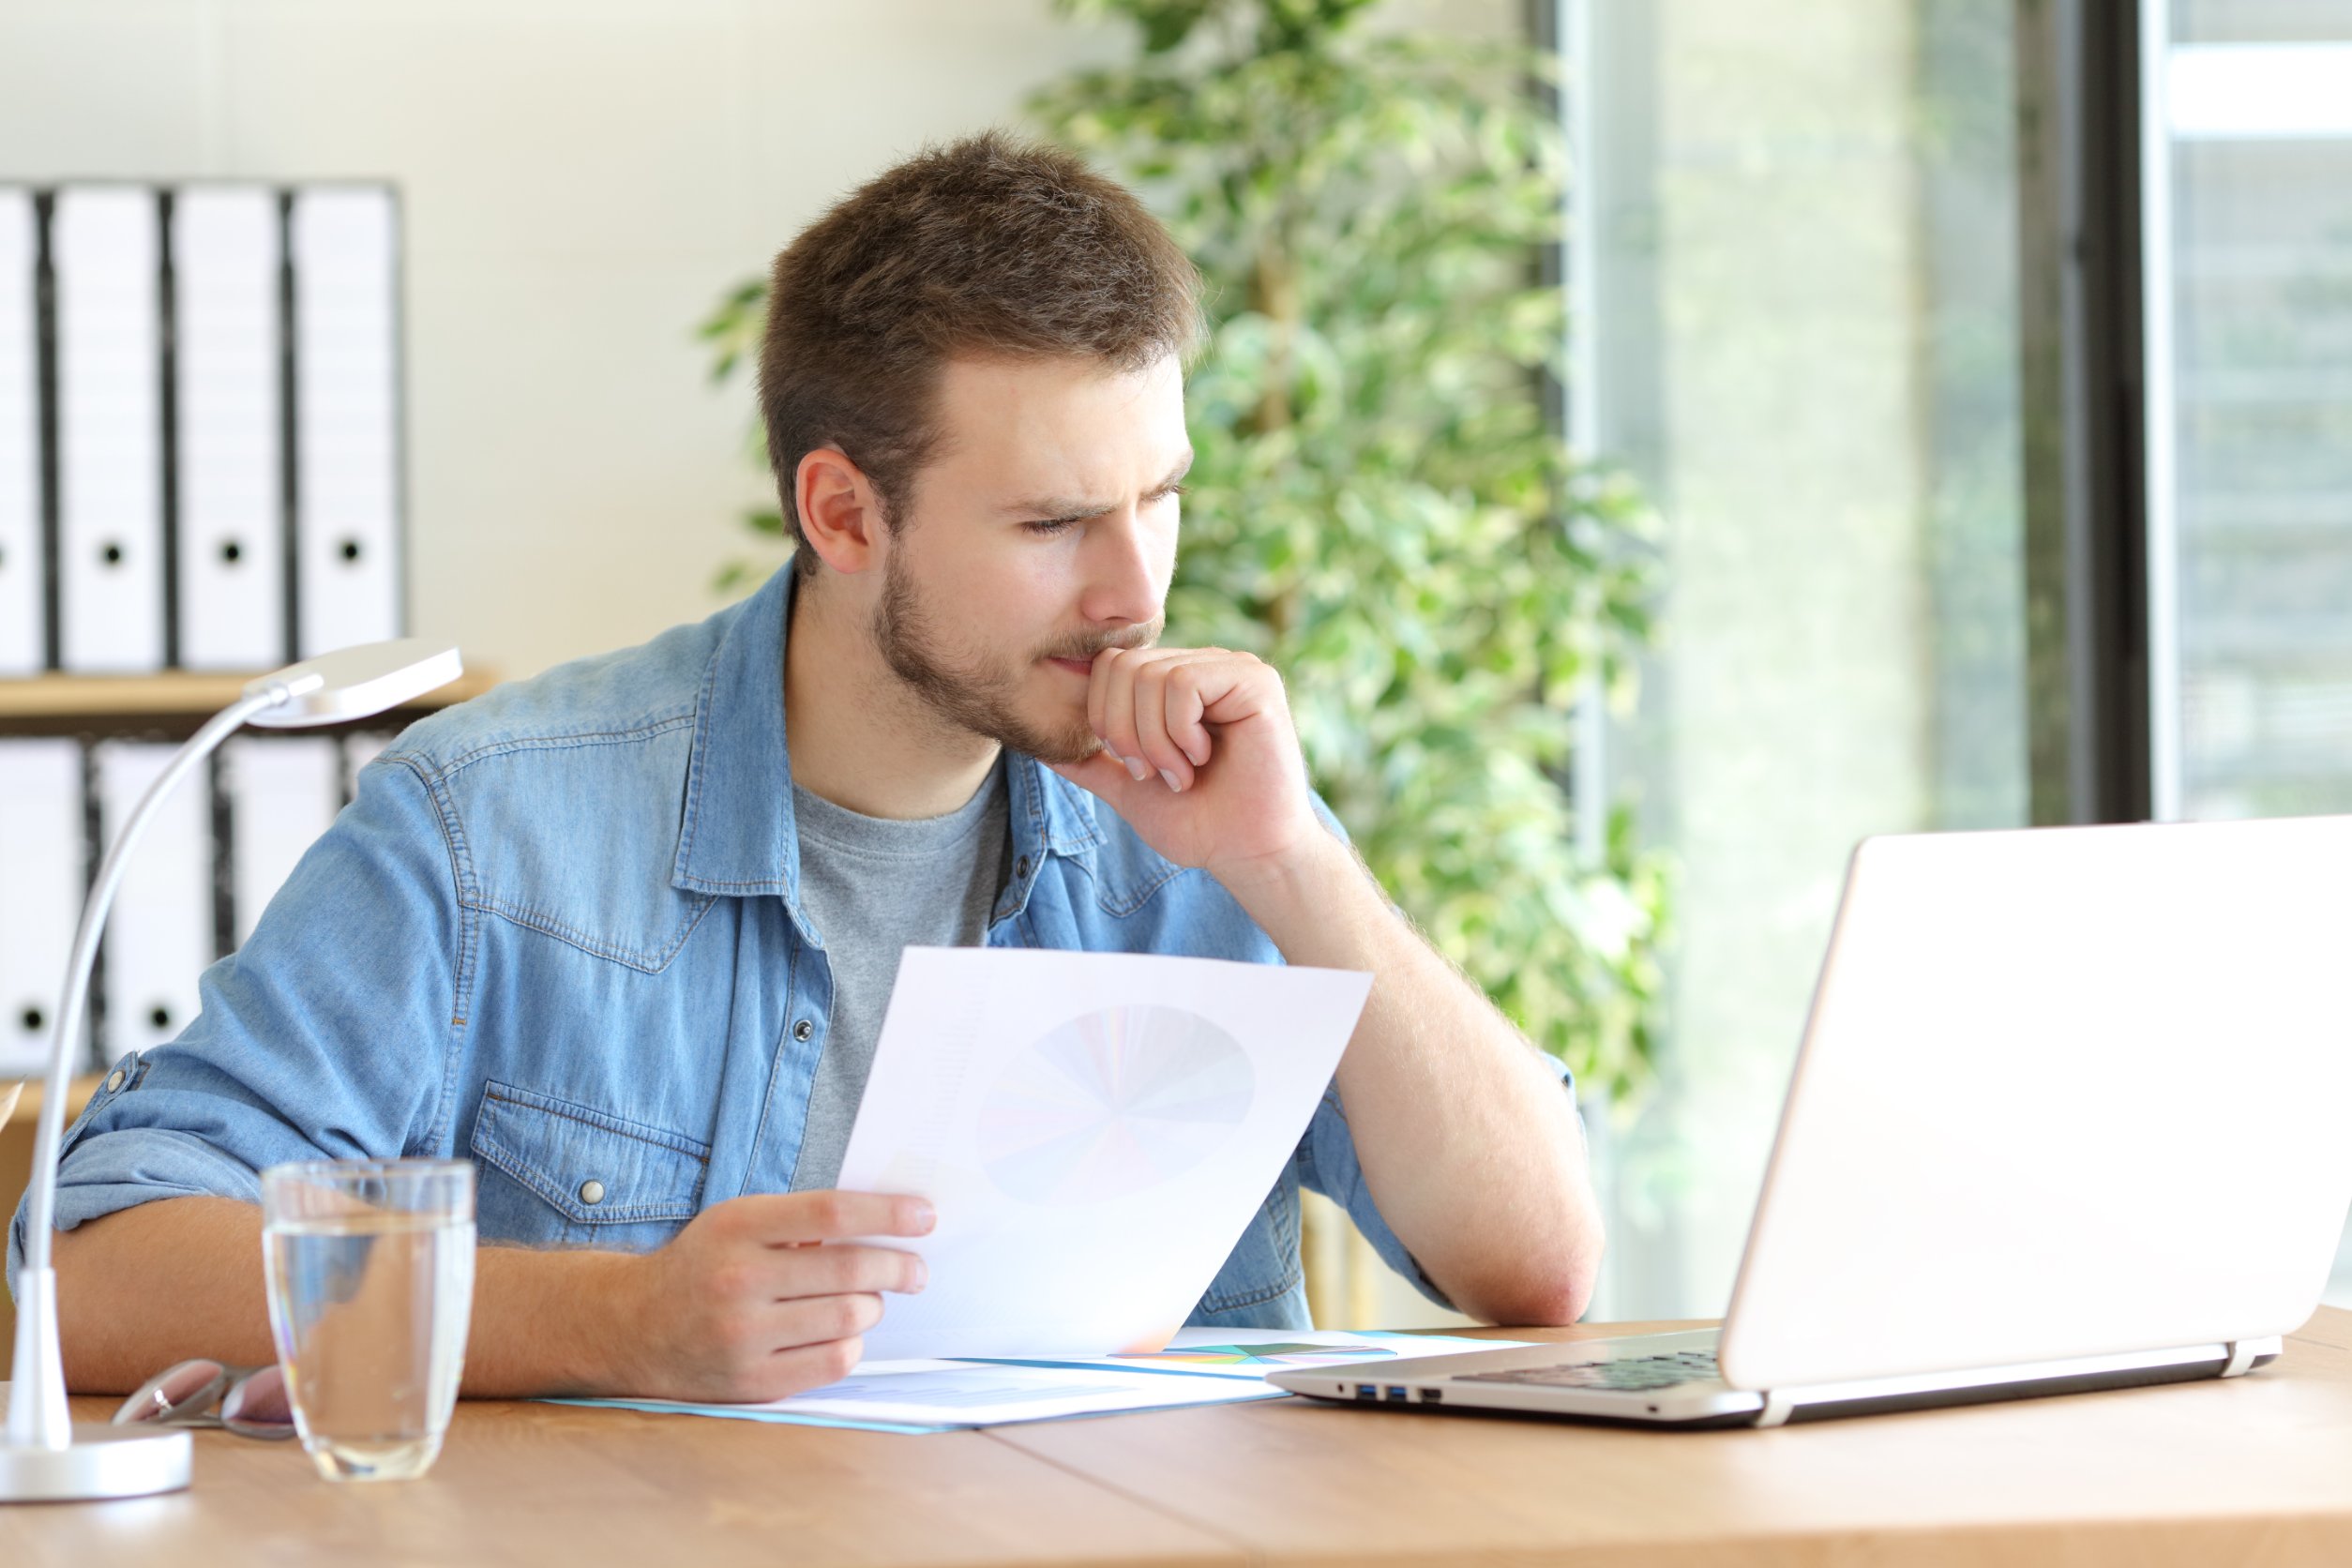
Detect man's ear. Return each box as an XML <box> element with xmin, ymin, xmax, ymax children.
<box><xmin>795</xmin><ymin>445</ymin><xmax>886</xmax><ymax>576</ymax></box>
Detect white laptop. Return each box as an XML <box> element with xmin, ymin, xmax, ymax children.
<box><xmin>1271</xmin><ymin>816</ymin><xmax>2352</xmax><ymax>1427</ymax></box>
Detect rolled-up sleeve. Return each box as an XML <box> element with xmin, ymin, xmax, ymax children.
<box><xmin>8</xmin><ymin>752</ymin><xmax>463</xmax><ymax>1297</ymax></box>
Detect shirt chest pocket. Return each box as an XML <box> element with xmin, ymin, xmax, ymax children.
<box><xmin>469</xmin><ymin>1080</ymin><xmax>709</xmax><ymax>1250</ymax></box>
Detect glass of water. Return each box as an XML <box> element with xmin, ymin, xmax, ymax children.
<box><xmin>260</xmin><ymin>1159</ymin><xmax>475</xmax><ymax>1483</ymax></box>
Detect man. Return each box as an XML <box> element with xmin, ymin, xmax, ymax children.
<box><xmin>12</xmin><ymin>133</ymin><xmax>1602</xmax><ymax>1403</ymax></box>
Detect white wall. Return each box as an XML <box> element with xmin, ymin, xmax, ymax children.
<box><xmin>0</xmin><ymin>0</ymin><xmax>1129</xmax><ymax>679</ymax></box>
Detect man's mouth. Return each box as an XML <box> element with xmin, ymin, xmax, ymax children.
<box><xmin>1044</xmin><ymin>628</ymin><xmax>1161</xmax><ymax>677</ymax></box>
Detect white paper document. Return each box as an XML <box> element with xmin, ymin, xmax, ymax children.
<box><xmin>957</xmin><ymin>1326</ymin><xmax>1534</xmax><ymax>1380</ymax></box>
<box><xmin>597</xmin><ymin>1357</ymin><xmax>1279</xmax><ymax>1434</ymax></box>
<box><xmin>835</xmin><ymin>946</ymin><xmax>1374</xmax><ymax>1362</ymax></box>
<box><xmin>546</xmin><ymin>1329</ymin><xmax>1532</xmax><ymax>1434</ymax></box>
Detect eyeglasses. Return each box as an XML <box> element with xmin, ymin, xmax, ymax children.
<box><xmin>112</xmin><ymin>1359</ymin><xmax>296</xmax><ymax>1440</ymax></box>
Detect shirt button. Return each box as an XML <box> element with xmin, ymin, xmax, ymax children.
<box><xmin>1016</xmin><ymin>855</ymin><xmax>1032</xmax><ymax>880</ymax></box>
<box><xmin>104</xmin><ymin>1069</ymin><xmax>126</xmax><ymax>1093</ymax></box>
<box><xmin>793</xmin><ymin>1018</ymin><xmax>814</xmax><ymax>1043</ymax></box>
<box><xmin>579</xmin><ymin>1180</ymin><xmax>606</xmax><ymax>1206</ymax></box>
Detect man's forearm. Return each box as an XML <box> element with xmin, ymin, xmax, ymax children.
<box><xmin>1214</xmin><ymin>836</ymin><xmax>1604</xmax><ymax>1325</ymax></box>
<box><xmin>50</xmin><ymin>1195</ymin><xmax>641</xmax><ymax>1397</ymax></box>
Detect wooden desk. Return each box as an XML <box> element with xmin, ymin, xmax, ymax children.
<box><xmin>10</xmin><ymin>1310</ymin><xmax>2352</xmax><ymax>1565</ymax></box>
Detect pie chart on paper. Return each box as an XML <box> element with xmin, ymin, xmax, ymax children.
<box><xmin>977</xmin><ymin>1004</ymin><xmax>1255</xmax><ymax>1204</ymax></box>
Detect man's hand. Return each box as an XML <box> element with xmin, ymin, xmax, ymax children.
<box><xmin>606</xmin><ymin>1190</ymin><xmax>933</xmax><ymax>1403</ymax></box>
<box><xmin>1048</xmin><ymin>645</ymin><xmax>1327</xmax><ymax>885</ymax></box>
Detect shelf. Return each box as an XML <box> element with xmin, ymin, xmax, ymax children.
<box><xmin>0</xmin><ymin>668</ymin><xmax>500</xmax><ymax>724</ymax></box>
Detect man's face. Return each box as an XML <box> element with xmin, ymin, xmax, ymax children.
<box><xmin>869</xmin><ymin>352</ymin><xmax>1190</xmax><ymax>764</ymax></box>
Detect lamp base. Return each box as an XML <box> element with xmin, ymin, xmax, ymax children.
<box><xmin>0</xmin><ymin>1421</ymin><xmax>192</xmax><ymax>1503</ymax></box>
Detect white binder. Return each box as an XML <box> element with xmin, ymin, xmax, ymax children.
<box><xmin>221</xmin><ymin>734</ymin><xmax>340</xmax><ymax>947</ymax></box>
<box><xmin>291</xmin><ymin>187</ymin><xmax>401</xmax><ymax>657</ymax></box>
<box><xmin>0</xmin><ymin>188</ymin><xmax>41</xmax><ymax>676</ymax></box>
<box><xmin>174</xmin><ymin>186</ymin><xmax>287</xmax><ymax>671</ymax></box>
<box><xmin>53</xmin><ymin>187</ymin><xmax>166</xmax><ymax>673</ymax></box>
<box><xmin>94</xmin><ymin>740</ymin><xmax>215</xmax><ymax>1055</ymax></box>
<box><xmin>0</xmin><ymin>739</ymin><xmax>86</xmax><ymax>1075</ymax></box>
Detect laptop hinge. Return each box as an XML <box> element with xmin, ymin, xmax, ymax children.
<box><xmin>2220</xmin><ymin>1337</ymin><xmax>2273</xmax><ymax>1378</ymax></box>
<box><xmin>1755</xmin><ymin>1391</ymin><xmax>1797</xmax><ymax>1427</ymax></box>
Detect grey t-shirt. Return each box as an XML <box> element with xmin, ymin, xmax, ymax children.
<box><xmin>787</xmin><ymin>761</ymin><xmax>1009</xmax><ymax>1191</ymax></box>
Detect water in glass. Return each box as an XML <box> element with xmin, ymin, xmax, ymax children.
<box><xmin>261</xmin><ymin>1162</ymin><xmax>474</xmax><ymax>1482</ymax></box>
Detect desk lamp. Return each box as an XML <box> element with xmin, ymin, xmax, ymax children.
<box><xmin>0</xmin><ymin>640</ymin><xmax>462</xmax><ymax>1503</ymax></box>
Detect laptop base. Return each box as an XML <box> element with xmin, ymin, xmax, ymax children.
<box><xmin>1267</xmin><ymin>1331</ymin><xmax>2281</xmax><ymax>1429</ymax></box>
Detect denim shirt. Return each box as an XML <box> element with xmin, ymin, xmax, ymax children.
<box><xmin>9</xmin><ymin>566</ymin><xmax>1468</xmax><ymax>1327</ymax></box>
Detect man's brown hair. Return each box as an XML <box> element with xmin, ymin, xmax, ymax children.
<box><xmin>758</xmin><ymin>130</ymin><xmax>1205</xmax><ymax>576</ymax></box>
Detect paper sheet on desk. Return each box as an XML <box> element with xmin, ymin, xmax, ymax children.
<box><xmin>836</xmin><ymin>946</ymin><xmax>1373</xmax><ymax>1362</ymax></box>
<box><xmin>541</xmin><ymin>1330</ymin><xmax>1535</xmax><ymax>1433</ymax></box>
<box><xmin>550</xmin><ymin>1356</ymin><xmax>1282</xmax><ymax>1434</ymax></box>
<box><xmin>962</xmin><ymin>1326</ymin><xmax>1538</xmax><ymax>1380</ymax></box>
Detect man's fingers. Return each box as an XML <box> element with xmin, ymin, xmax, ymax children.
<box><xmin>1168</xmin><ymin>668</ymin><xmax>1212</xmax><ymax>767</ymax></box>
<box><xmin>1129</xmin><ymin>657</ymin><xmax>1193</xmax><ymax>791</ymax></box>
<box><xmin>760</xmin><ymin>1242</ymin><xmax>927</xmax><ymax>1301</ymax></box>
<box><xmin>1143</xmin><ymin>654</ymin><xmax>1216</xmax><ymax>770</ymax></box>
<box><xmin>712</xmin><ymin>1190</ymin><xmax>936</xmax><ymax>1245</ymax></box>
<box><xmin>1088</xmin><ymin>648</ymin><xmax>1269</xmax><ymax>781</ymax></box>
<box><xmin>1092</xmin><ymin>648</ymin><xmax>1148</xmax><ymax>779</ymax></box>
<box><xmin>760</xmin><ymin>1290</ymin><xmax>887</xmax><ymax>1353</ymax></box>
<box><xmin>747</xmin><ymin>1332</ymin><xmax>868</xmax><ymax>1400</ymax></box>
<box><xmin>1086</xmin><ymin>646</ymin><xmax>1114</xmax><ymax>756</ymax></box>
<box><xmin>1093</xmin><ymin>647</ymin><xmax>1210</xmax><ymax>783</ymax></box>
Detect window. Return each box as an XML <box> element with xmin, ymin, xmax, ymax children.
<box><xmin>1567</xmin><ymin>0</ymin><xmax>2032</xmax><ymax>1316</ymax></box>
<box><xmin>2148</xmin><ymin>6</ymin><xmax>2352</xmax><ymax>820</ymax></box>
<box><xmin>2145</xmin><ymin>0</ymin><xmax>2352</xmax><ymax>1304</ymax></box>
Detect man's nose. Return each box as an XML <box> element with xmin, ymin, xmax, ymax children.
<box><xmin>1078</xmin><ymin>508</ymin><xmax>1167</xmax><ymax>626</ymax></box>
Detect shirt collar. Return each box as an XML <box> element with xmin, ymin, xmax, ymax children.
<box><xmin>671</xmin><ymin>566</ymin><xmax>1106</xmax><ymax>923</ymax></box>
<box><xmin>1008</xmin><ymin>751</ymin><xmax>1107</xmax><ymax>861</ymax></box>
<box><xmin>671</xmin><ymin>565</ymin><xmax>803</xmax><ymax>910</ymax></box>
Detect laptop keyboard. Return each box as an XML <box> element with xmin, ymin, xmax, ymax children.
<box><xmin>1454</xmin><ymin>1349</ymin><xmax>1720</xmax><ymax>1393</ymax></box>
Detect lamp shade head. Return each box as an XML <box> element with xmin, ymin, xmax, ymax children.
<box><xmin>242</xmin><ymin>641</ymin><xmax>463</xmax><ymax>729</ymax></box>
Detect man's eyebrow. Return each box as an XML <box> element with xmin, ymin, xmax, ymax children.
<box><xmin>998</xmin><ymin>451</ymin><xmax>1196</xmax><ymax>520</ymax></box>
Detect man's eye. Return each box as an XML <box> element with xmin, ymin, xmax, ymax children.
<box><xmin>1023</xmin><ymin>518</ymin><xmax>1077</xmax><ymax>536</ymax></box>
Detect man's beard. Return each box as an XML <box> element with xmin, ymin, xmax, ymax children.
<box><xmin>872</xmin><ymin>554</ymin><xmax>1159</xmax><ymax>765</ymax></box>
